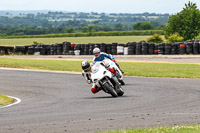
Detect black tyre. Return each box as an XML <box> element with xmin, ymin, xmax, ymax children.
<box><xmin>117</xmin><ymin>87</ymin><xmax>124</xmax><ymax>96</ymax></box>
<box><xmin>119</xmin><ymin>79</ymin><xmax>125</xmax><ymax>85</ymax></box>
<box><xmin>102</xmin><ymin>82</ymin><xmax>118</xmax><ymax>97</ymax></box>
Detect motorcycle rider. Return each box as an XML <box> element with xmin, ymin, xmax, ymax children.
<box><xmin>81</xmin><ymin>60</ymin><xmax>100</xmax><ymax>94</ymax></box>
<box><xmin>92</xmin><ymin>47</ymin><xmax>124</xmax><ymax>73</ymax></box>
<box><xmin>81</xmin><ymin>60</ymin><xmax>122</xmax><ymax>95</ymax></box>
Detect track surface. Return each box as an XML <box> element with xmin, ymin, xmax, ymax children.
<box><xmin>1</xmin><ymin>69</ymin><xmax>200</xmax><ymax>133</ymax></box>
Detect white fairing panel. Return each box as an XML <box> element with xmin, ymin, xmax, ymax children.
<box><xmin>103</xmin><ymin>59</ymin><xmax>123</xmax><ymax>78</ymax></box>
<box><xmin>91</xmin><ymin>62</ymin><xmax>112</xmax><ymax>83</ymax></box>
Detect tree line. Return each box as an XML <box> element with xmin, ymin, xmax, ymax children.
<box><xmin>0</xmin><ymin>11</ymin><xmax>168</xmax><ymax>36</ymax></box>
<box><xmin>0</xmin><ymin>1</ymin><xmax>199</xmax><ymax>41</ymax></box>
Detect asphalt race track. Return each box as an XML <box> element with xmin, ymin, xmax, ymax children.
<box><xmin>1</xmin><ymin>69</ymin><xmax>200</xmax><ymax>133</ymax></box>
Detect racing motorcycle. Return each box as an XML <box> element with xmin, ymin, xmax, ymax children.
<box><xmin>102</xmin><ymin>59</ymin><xmax>125</xmax><ymax>85</ymax></box>
<box><xmin>91</xmin><ymin>61</ymin><xmax>124</xmax><ymax>97</ymax></box>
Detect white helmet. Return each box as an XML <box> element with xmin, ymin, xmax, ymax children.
<box><xmin>93</xmin><ymin>47</ymin><xmax>101</xmax><ymax>54</ymax></box>
<box><xmin>81</xmin><ymin>61</ymin><xmax>90</xmax><ymax>72</ymax></box>
<box><xmin>93</xmin><ymin>47</ymin><xmax>101</xmax><ymax>57</ymax></box>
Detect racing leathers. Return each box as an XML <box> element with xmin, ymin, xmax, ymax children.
<box><xmin>82</xmin><ymin>70</ymin><xmax>99</xmax><ymax>94</ymax></box>
<box><xmin>82</xmin><ymin>70</ymin><xmax>92</xmax><ymax>84</ymax></box>
<box><xmin>93</xmin><ymin>52</ymin><xmax>115</xmax><ymax>63</ymax></box>
<box><xmin>93</xmin><ymin>52</ymin><xmax>124</xmax><ymax>73</ymax></box>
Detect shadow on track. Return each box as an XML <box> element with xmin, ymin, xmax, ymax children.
<box><xmin>83</xmin><ymin>95</ymin><xmax>130</xmax><ymax>99</ymax></box>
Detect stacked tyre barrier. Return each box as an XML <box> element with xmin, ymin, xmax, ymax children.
<box><xmin>21</xmin><ymin>40</ymin><xmax>200</xmax><ymax>55</ymax></box>
<box><xmin>127</xmin><ymin>42</ymin><xmax>136</xmax><ymax>55</ymax></box>
<box><xmin>117</xmin><ymin>44</ymin><xmax>124</xmax><ymax>55</ymax></box>
<box><xmin>179</xmin><ymin>43</ymin><xmax>186</xmax><ymax>55</ymax></box>
<box><xmin>142</xmin><ymin>42</ymin><xmax>148</xmax><ymax>55</ymax></box>
<box><xmin>136</xmin><ymin>43</ymin><xmax>142</xmax><ymax>55</ymax></box>
<box><xmin>63</xmin><ymin>41</ymin><xmax>71</xmax><ymax>55</ymax></box>
<box><xmin>124</xmin><ymin>46</ymin><xmax>128</xmax><ymax>55</ymax></box>
<box><xmin>193</xmin><ymin>41</ymin><xmax>199</xmax><ymax>54</ymax></box>
<box><xmin>0</xmin><ymin>46</ymin><xmax>14</xmax><ymax>55</ymax></box>
<box><xmin>154</xmin><ymin>43</ymin><xmax>158</xmax><ymax>54</ymax></box>
<box><xmin>158</xmin><ymin>43</ymin><xmax>165</xmax><ymax>54</ymax></box>
<box><xmin>1</xmin><ymin>40</ymin><xmax>200</xmax><ymax>56</ymax></box>
<box><xmin>106</xmin><ymin>44</ymin><xmax>111</xmax><ymax>54</ymax></box>
<box><xmin>171</xmin><ymin>43</ymin><xmax>178</xmax><ymax>54</ymax></box>
<box><xmin>111</xmin><ymin>43</ymin><xmax>117</xmax><ymax>55</ymax></box>
<box><xmin>147</xmin><ymin>43</ymin><xmax>154</xmax><ymax>55</ymax></box>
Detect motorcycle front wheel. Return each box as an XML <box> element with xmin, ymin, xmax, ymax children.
<box><xmin>102</xmin><ymin>82</ymin><xmax>118</xmax><ymax>97</ymax></box>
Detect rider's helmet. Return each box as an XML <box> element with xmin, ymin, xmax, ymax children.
<box><xmin>93</xmin><ymin>47</ymin><xmax>101</xmax><ymax>58</ymax></box>
<box><xmin>81</xmin><ymin>61</ymin><xmax>91</xmax><ymax>72</ymax></box>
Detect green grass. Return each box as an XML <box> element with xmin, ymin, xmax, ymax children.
<box><xmin>0</xmin><ymin>36</ymin><xmax>152</xmax><ymax>46</ymax></box>
<box><xmin>0</xmin><ymin>58</ymin><xmax>82</xmax><ymax>72</ymax></box>
<box><xmin>0</xmin><ymin>94</ymin><xmax>14</xmax><ymax>107</ymax></box>
<box><xmin>100</xmin><ymin>125</ymin><xmax>200</xmax><ymax>133</ymax></box>
<box><xmin>120</xmin><ymin>62</ymin><xmax>200</xmax><ymax>78</ymax></box>
<box><xmin>0</xmin><ymin>58</ymin><xmax>199</xmax><ymax>78</ymax></box>
<box><xmin>195</xmin><ymin>34</ymin><xmax>200</xmax><ymax>40</ymax></box>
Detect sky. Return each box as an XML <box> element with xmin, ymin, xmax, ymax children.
<box><xmin>0</xmin><ymin>0</ymin><xmax>200</xmax><ymax>14</ymax></box>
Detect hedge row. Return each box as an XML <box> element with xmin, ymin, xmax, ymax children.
<box><xmin>0</xmin><ymin>30</ymin><xmax>163</xmax><ymax>39</ymax></box>
<box><xmin>0</xmin><ymin>40</ymin><xmax>200</xmax><ymax>56</ymax></box>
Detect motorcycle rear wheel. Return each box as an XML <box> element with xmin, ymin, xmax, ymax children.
<box><xmin>119</xmin><ymin>79</ymin><xmax>125</xmax><ymax>85</ymax></box>
<box><xmin>117</xmin><ymin>87</ymin><xmax>124</xmax><ymax>96</ymax></box>
<box><xmin>115</xmin><ymin>70</ymin><xmax>125</xmax><ymax>85</ymax></box>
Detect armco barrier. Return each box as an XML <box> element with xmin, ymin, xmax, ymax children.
<box><xmin>1</xmin><ymin>40</ymin><xmax>200</xmax><ymax>55</ymax></box>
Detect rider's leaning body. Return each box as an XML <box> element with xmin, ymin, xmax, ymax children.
<box><xmin>81</xmin><ymin>48</ymin><xmax>124</xmax><ymax>94</ymax></box>
<box><xmin>81</xmin><ymin>60</ymin><xmax>100</xmax><ymax>94</ymax></box>
<box><xmin>81</xmin><ymin>60</ymin><xmax>122</xmax><ymax>95</ymax></box>
<box><xmin>92</xmin><ymin>48</ymin><xmax>124</xmax><ymax>73</ymax></box>
<box><xmin>92</xmin><ymin>48</ymin><xmax>115</xmax><ymax>63</ymax></box>
<box><xmin>93</xmin><ymin>52</ymin><xmax>115</xmax><ymax>63</ymax></box>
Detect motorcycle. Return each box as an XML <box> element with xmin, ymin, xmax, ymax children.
<box><xmin>101</xmin><ymin>59</ymin><xmax>125</xmax><ymax>85</ymax></box>
<box><xmin>91</xmin><ymin>61</ymin><xmax>124</xmax><ymax>97</ymax></box>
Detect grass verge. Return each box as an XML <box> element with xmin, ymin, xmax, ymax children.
<box><xmin>0</xmin><ymin>58</ymin><xmax>199</xmax><ymax>78</ymax></box>
<box><xmin>100</xmin><ymin>125</ymin><xmax>200</xmax><ymax>133</ymax></box>
<box><xmin>0</xmin><ymin>94</ymin><xmax>14</xmax><ymax>107</ymax></box>
<box><xmin>120</xmin><ymin>61</ymin><xmax>200</xmax><ymax>78</ymax></box>
<box><xmin>0</xmin><ymin>36</ymin><xmax>152</xmax><ymax>46</ymax></box>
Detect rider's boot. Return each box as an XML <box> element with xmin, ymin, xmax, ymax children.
<box><xmin>91</xmin><ymin>86</ymin><xmax>99</xmax><ymax>94</ymax></box>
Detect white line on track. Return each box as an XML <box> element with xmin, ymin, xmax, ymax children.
<box><xmin>0</xmin><ymin>67</ymin><xmax>81</xmax><ymax>74</ymax></box>
<box><xmin>0</xmin><ymin>67</ymin><xmax>79</xmax><ymax>109</ymax></box>
<box><xmin>0</xmin><ymin>67</ymin><xmax>183</xmax><ymax>79</ymax></box>
<box><xmin>0</xmin><ymin>96</ymin><xmax>21</xmax><ymax>109</ymax></box>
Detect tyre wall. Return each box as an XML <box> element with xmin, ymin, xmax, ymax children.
<box><xmin>1</xmin><ymin>40</ymin><xmax>200</xmax><ymax>55</ymax></box>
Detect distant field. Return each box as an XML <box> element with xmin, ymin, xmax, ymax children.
<box><xmin>0</xmin><ymin>36</ymin><xmax>152</xmax><ymax>46</ymax></box>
